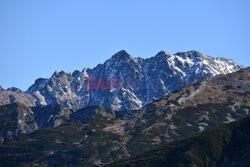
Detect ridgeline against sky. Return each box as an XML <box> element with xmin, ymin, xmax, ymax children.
<box><xmin>0</xmin><ymin>0</ymin><xmax>249</xmax><ymax>90</ymax></box>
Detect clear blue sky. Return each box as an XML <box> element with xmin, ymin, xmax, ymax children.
<box><xmin>0</xmin><ymin>0</ymin><xmax>250</xmax><ymax>91</ymax></box>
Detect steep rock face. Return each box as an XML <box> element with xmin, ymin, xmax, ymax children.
<box><xmin>0</xmin><ymin>87</ymin><xmax>36</xmax><ymax>106</ymax></box>
<box><xmin>26</xmin><ymin>50</ymin><xmax>242</xmax><ymax>110</ymax></box>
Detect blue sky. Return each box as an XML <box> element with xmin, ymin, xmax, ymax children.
<box><xmin>0</xmin><ymin>0</ymin><xmax>250</xmax><ymax>91</ymax></box>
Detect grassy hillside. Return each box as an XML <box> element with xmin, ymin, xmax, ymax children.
<box><xmin>108</xmin><ymin>116</ymin><xmax>250</xmax><ymax>167</ymax></box>
<box><xmin>0</xmin><ymin>115</ymin><xmax>126</xmax><ymax>167</ymax></box>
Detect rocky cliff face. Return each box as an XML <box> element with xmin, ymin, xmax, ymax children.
<box><xmin>0</xmin><ymin>87</ymin><xmax>36</xmax><ymax>106</ymax></box>
<box><xmin>25</xmin><ymin>50</ymin><xmax>242</xmax><ymax>110</ymax></box>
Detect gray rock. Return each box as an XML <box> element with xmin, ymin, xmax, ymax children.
<box><xmin>26</xmin><ymin>50</ymin><xmax>243</xmax><ymax>110</ymax></box>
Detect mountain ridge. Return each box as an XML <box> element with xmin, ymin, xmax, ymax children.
<box><xmin>0</xmin><ymin>50</ymin><xmax>243</xmax><ymax>110</ymax></box>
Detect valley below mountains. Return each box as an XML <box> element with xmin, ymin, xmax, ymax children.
<box><xmin>0</xmin><ymin>49</ymin><xmax>249</xmax><ymax>166</ymax></box>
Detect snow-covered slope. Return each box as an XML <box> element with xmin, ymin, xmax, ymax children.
<box><xmin>25</xmin><ymin>50</ymin><xmax>242</xmax><ymax>110</ymax></box>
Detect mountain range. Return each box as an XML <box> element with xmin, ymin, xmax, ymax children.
<box><xmin>0</xmin><ymin>50</ymin><xmax>243</xmax><ymax>111</ymax></box>
<box><xmin>0</xmin><ymin>66</ymin><xmax>249</xmax><ymax>166</ymax></box>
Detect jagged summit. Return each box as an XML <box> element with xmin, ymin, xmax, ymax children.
<box><xmin>174</xmin><ymin>50</ymin><xmax>205</xmax><ymax>59</ymax></box>
<box><xmin>27</xmin><ymin>78</ymin><xmax>48</xmax><ymax>94</ymax></box>
<box><xmin>154</xmin><ymin>50</ymin><xmax>172</xmax><ymax>58</ymax></box>
<box><xmin>52</xmin><ymin>70</ymin><xmax>68</xmax><ymax>77</ymax></box>
<box><xmin>175</xmin><ymin>50</ymin><xmax>203</xmax><ymax>55</ymax></box>
<box><xmin>1</xmin><ymin>50</ymin><xmax>243</xmax><ymax>110</ymax></box>
<box><xmin>110</xmin><ymin>50</ymin><xmax>133</xmax><ymax>60</ymax></box>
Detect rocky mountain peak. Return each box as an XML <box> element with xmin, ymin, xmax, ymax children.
<box><xmin>174</xmin><ymin>50</ymin><xmax>204</xmax><ymax>59</ymax></box>
<box><xmin>153</xmin><ymin>51</ymin><xmax>173</xmax><ymax>60</ymax></box>
<box><xmin>1</xmin><ymin>50</ymin><xmax>243</xmax><ymax>110</ymax></box>
<box><xmin>156</xmin><ymin>50</ymin><xmax>172</xmax><ymax>56</ymax></box>
<box><xmin>7</xmin><ymin>87</ymin><xmax>22</xmax><ymax>93</ymax></box>
<box><xmin>52</xmin><ymin>70</ymin><xmax>68</xmax><ymax>78</ymax></box>
<box><xmin>72</xmin><ymin>70</ymin><xmax>81</xmax><ymax>77</ymax></box>
<box><xmin>26</xmin><ymin>78</ymin><xmax>48</xmax><ymax>94</ymax></box>
<box><xmin>110</xmin><ymin>50</ymin><xmax>133</xmax><ymax>61</ymax></box>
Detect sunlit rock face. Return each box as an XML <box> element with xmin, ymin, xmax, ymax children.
<box><xmin>24</xmin><ymin>50</ymin><xmax>242</xmax><ymax>110</ymax></box>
